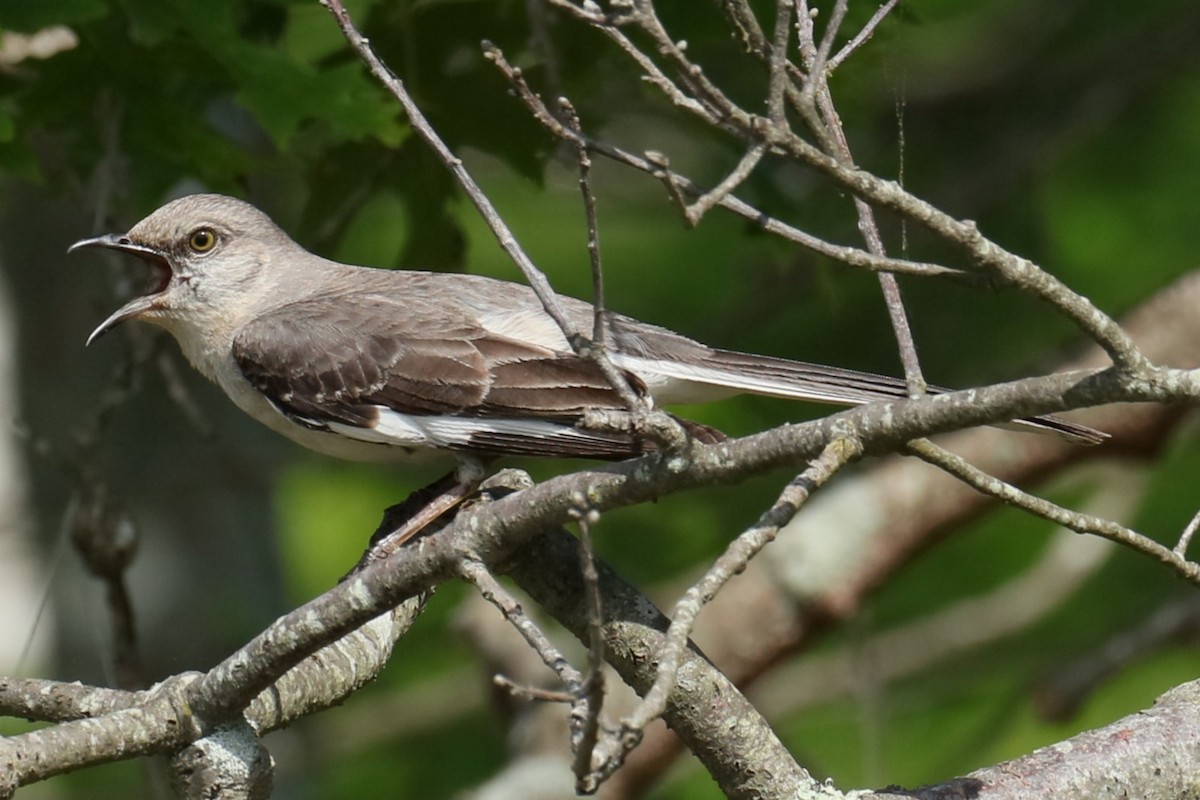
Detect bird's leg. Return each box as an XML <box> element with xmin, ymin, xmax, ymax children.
<box><xmin>354</xmin><ymin>458</ymin><xmax>489</xmax><ymax>571</ymax></box>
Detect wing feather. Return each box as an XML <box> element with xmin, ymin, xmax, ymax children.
<box><xmin>231</xmin><ymin>293</ymin><xmax>658</xmax><ymax>458</ymax></box>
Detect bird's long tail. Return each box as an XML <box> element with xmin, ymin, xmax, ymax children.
<box><xmin>653</xmin><ymin>347</ymin><xmax>1108</xmax><ymax>445</ymax></box>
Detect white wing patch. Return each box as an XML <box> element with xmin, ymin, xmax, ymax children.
<box><xmin>327</xmin><ymin>406</ymin><xmax>606</xmax><ymax>449</ymax></box>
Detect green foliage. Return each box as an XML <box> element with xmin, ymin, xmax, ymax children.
<box><xmin>1</xmin><ymin>0</ymin><xmax>406</xmax><ymax>207</ymax></box>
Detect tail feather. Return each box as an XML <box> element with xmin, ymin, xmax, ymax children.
<box><xmin>701</xmin><ymin>349</ymin><xmax>914</xmax><ymax>404</ymax></box>
<box><xmin>686</xmin><ymin>348</ymin><xmax>1108</xmax><ymax>445</ymax></box>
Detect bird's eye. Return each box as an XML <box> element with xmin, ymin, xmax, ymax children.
<box><xmin>189</xmin><ymin>228</ymin><xmax>217</xmax><ymax>253</ymax></box>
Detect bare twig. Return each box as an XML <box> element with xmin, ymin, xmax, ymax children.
<box><xmin>508</xmin><ymin>528</ymin><xmax>819</xmax><ymax>799</ymax></box>
<box><xmin>683</xmin><ymin>144</ymin><xmax>767</xmax><ymax>226</ymax></box>
<box><xmin>493</xmin><ymin>676</ymin><xmax>572</xmax><ymax>703</ymax></box>
<box><xmin>459</xmin><ymin>558</ymin><xmax>584</xmax><ymax>694</ymax></box>
<box><xmin>542</xmin><ymin>0</ymin><xmax>723</xmax><ymax>124</ymax></box>
<box><xmin>794</xmin><ymin>2</ymin><xmax>837</xmax><ymax>152</ymax></box>
<box><xmin>809</xmin><ymin>0</ymin><xmax>850</xmax><ymax>81</ymax></box>
<box><xmin>624</xmin><ymin>0</ymin><xmax>745</xmax><ymax>122</ymax></box>
<box><xmin>320</xmin><ymin>0</ymin><xmax>580</xmax><ymax>341</ymax></box>
<box><xmin>720</xmin><ymin>0</ymin><xmax>769</xmax><ymax>58</ymax></box>
<box><xmin>827</xmin><ymin>0</ymin><xmax>902</xmax><ymax>71</ymax></box>
<box><xmin>583</xmin><ymin>432</ymin><xmax>862</xmax><ymax>787</ymax></box>
<box><xmin>766</xmin><ymin>0</ymin><xmax>793</xmax><ymax>123</ymax></box>
<box><xmin>483</xmin><ymin>43</ymin><xmax>964</xmax><ymax>280</ymax></box>
<box><xmin>795</xmin><ymin>0</ymin><xmax>928</xmax><ymax>395</ymax></box>
<box><xmin>1175</xmin><ymin>507</ymin><xmax>1200</xmax><ymax>558</ymax></box>
<box><xmin>568</xmin><ymin>493</ymin><xmax>606</xmax><ymax>787</ymax></box>
<box><xmin>906</xmin><ymin>439</ymin><xmax>1200</xmax><ymax>583</ymax></box>
<box><xmin>560</xmin><ymin>99</ymin><xmax>609</xmax><ymax>349</ymax></box>
<box><xmin>0</xmin><ymin>676</ymin><xmax>133</xmax><ymax>723</ymax></box>
<box><xmin>542</xmin><ymin>1</ymin><xmax>1150</xmax><ymax>371</ymax></box>
<box><xmin>558</xmin><ymin>98</ymin><xmax>652</xmax><ymax>420</ymax></box>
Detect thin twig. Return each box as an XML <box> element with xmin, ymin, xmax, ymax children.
<box><xmin>569</xmin><ymin>492</ymin><xmax>606</xmax><ymax>787</ymax></box>
<box><xmin>458</xmin><ymin>558</ymin><xmax>584</xmax><ymax>693</ymax></box>
<box><xmin>560</xmin><ymin>99</ymin><xmax>610</xmax><ymax>349</ymax></box>
<box><xmin>873</xmin><ymin>249</ymin><xmax>925</xmax><ymax>393</ymax></box>
<box><xmin>645</xmin><ymin>149</ymin><xmax>695</xmax><ymax>214</ymax></box>
<box><xmin>766</xmin><ymin>0</ymin><xmax>793</xmax><ymax>124</ymax></box>
<box><xmin>794</xmin><ymin>0</ymin><xmax>928</xmax><ymax>395</ymax></box>
<box><xmin>720</xmin><ymin>0</ymin><xmax>769</xmax><ymax>57</ymax></box>
<box><xmin>894</xmin><ymin>53</ymin><xmax>909</xmax><ymax>273</ymax></box>
<box><xmin>483</xmin><ymin>43</ymin><xmax>964</xmax><ymax>280</ymax></box>
<box><xmin>827</xmin><ymin>0</ymin><xmax>902</xmax><ymax>71</ymax></box>
<box><xmin>1175</xmin><ymin>507</ymin><xmax>1200</xmax><ymax>558</ymax></box>
<box><xmin>493</xmin><ymin>676</ymin><xmax>573</xmax><ymax>703</ymax></box>
<box><xmin>542</xmin><ymin>0</ymin><xmax>723</xmax><ymax>124</ymax></box>
<box><xmin>906</xmin><ymin>439</ymin><xmax>1200</xmax><ymax>583</ymax></box>
<box><xmin>546</xmin><ymin>2</ymin><xmax>1149</xmax><ymax>371</ymax></box>
<box><xmin>584</xmin><ymin>432</ymin><xmax>862</xmax><ymax>786</ymax></box>
<box><xmin>812</xmin><ymin>0</ymin><xmax>850</xmax><ymax>80</ymax></box>
<box><xmin>625</xmin><ymin>0</ymin><xmax>745</xmax><ymax>122</ymax></box>
<box><xmin>550</xmin><ymin>101</ymin><xmax>683</xmax><ymax>445</ymax></box>
<box><xmin>321</xmin><ymin>0</ymin><xmax>580</xmax><ymax>342</ymax></box>
<box><xmin>718</xmin><ymin>0</ymin><xmax>814</xmax><ymax>111</ymax></box>
<box><xmin>558</xmin><ymin>98</ymin><xmax>648</xmax><ymax>416</ymax></box>
<box><xmin>794</xmin><ymin>1</ymin><xmax>838</xmax><ymax>151</ymax></box>
<box><xmin>681</xmin><ymin>144</ymin><xmax>766</xmax><ymax>226</ymax></box>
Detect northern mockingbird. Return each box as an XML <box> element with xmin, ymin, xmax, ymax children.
<box><xmin>71</xmin><ymin>194</ymin><xmax>1104</xmax><ymax>510</ymax></box>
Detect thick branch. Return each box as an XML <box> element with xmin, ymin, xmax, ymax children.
<box><xmin>949</xmin><ymin>681</ymin><xmax>1200</xmax><ymax>800</ymax></box>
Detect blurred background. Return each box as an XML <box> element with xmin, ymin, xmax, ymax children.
<box><xmin>1</xmin><ymin>0</ymin><xmax>1199</xmax><ymax>797</ymax></box>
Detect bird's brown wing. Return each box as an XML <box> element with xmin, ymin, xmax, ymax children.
<box><xmin>231</xmin><ymin>294</ymin><xmax>695</xmax><ymax>458</ymax></box>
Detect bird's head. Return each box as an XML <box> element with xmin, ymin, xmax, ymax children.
<box><xmin>71</xmin><ymin>194</ymin><xmax>295</xmax><ymax>346</ymax></box>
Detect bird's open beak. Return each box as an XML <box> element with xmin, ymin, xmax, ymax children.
<box><xmin>70</xmin><ymin>234</ymin><xmax>173</xmax><ymax>346</ymax></box>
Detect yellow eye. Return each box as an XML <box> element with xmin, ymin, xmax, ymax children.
<box><xmin>189</xmin><ymin>228</ymin><xmax>217</xmax><ymax>253</ymax></box>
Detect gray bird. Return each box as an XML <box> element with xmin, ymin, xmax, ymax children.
<box><xmin>72</xmin><ymin>193</ymin><xmax>1105</xmax><ymax>469</ymax></box>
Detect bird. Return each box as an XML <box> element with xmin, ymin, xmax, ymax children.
<box><xmin>71</xmin><ymin>194</ymin><xmax>1105</xmax><ymax>541</ymax></box>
